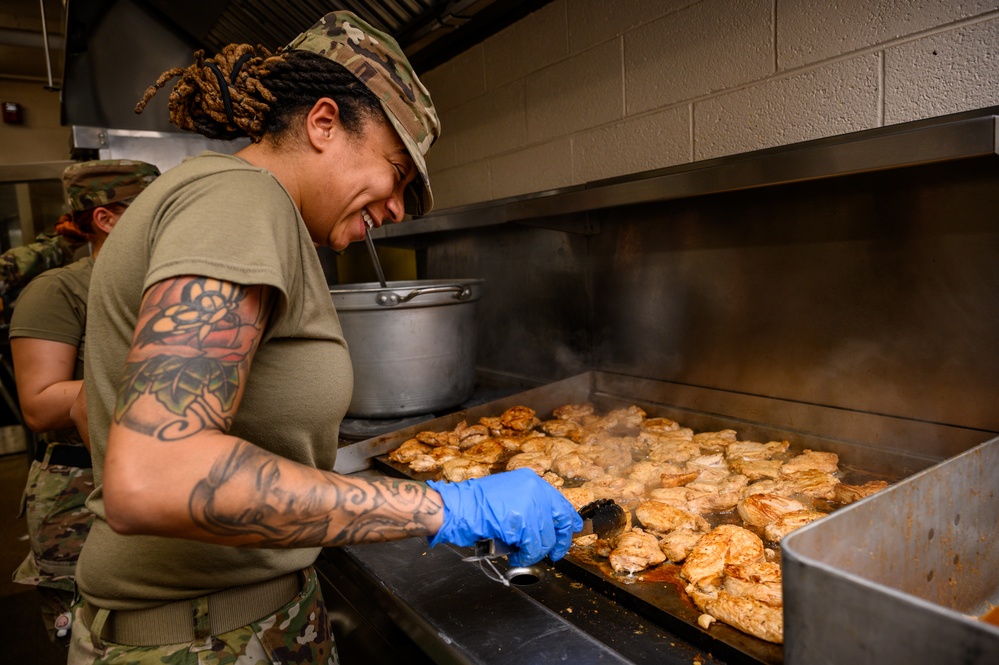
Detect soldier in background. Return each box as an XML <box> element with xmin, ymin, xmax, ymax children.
<box><xmin>9</xmin><ymin>159</ymin><xmax>159</xmax><ymax>644</ymax></box>
<box><xmin>0</xmin><ymin>232</ymin><xmax>76</xmax><ymax>302</ymax></box>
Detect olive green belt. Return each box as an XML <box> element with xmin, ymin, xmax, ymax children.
<box><xmin>82</xmin><ymin>570</ymin><xmax>303</xmax><ymax>647</ymax></box>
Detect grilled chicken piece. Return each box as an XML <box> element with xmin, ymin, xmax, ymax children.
<box><xmin>641</xmin><ymin>416</ymin><xmax>681</xmax><ymax>434</ymax></box>
<box><xmin>517</xmin><ymin>435</ymin><xmax>550</xmax><ymax>454</ymax></box>
<box><xmin>609</xmin><ymin>528</ymin><xmax>665</xmax><ymax>574</ymax></box>
<box><xmin>781</xmin><ymin>449</ymin><xmax>840</xmax><ymax>475</ymax></box>
<box><xmin>686</xmin><ymin>490</ymin><xmax>741</xmax><ymax>515</ymax></box>
<box><xmin>500</xmin><ymin>405</ymin><xmax>540</xmax><ymax>431</ymax></box>
<box><xmin>688</xmin><ymin>588</ymin><xmax>784</xmax><ymax>644</ymax></box>
<box><xmin>689</xmin><ymin>473</ymin><xmax>749</xmax><ymax>495</ymax></box>
<box><xmin>635</xmin><ymin>500</ymin><xmax>710</xmax><ymax>535</ymax></box>
<box><xmin>408</xmin><ymin>446</ymin><xmax>461</xmax><ymax>473</ymax></box>
<box><xmin>596</xmin><ymin>405</ymin><xmax>647</xmax><ymax>433</ymax></box>
<box><xmin>559</xmin><ymin>486</ymin><xmax>595</xmax><ymax>511</ymax></box>
<box><xmin>539</xmin><ymin>418</ymin><xmax>584</xmax><ymax>440</ymax></box>
<box><xmin>542</xmin><ymin>471</ymin><xmax>564</xmax><ymax>487</ymax></box>
<box><xmin>461</xmin><ymin>439</ymin><xmax>506</xmax><ymax>465</ymax></box>
<box><xmin>441</xmin><ymin>457</ymin><xmax>492</xmax><ymax>482</ymax></box>
<box><xmin>506</xmin><ymin>453</ymin><xmax>552</xmax><ymax>476</ymax></box>
<box><xmin>659</xmin><ymin>470</ymin><xmax>701</xmax><ymax>488</ymax></box>
<box><xmin>388</xmin><ymin>439</ymin><xmax>431</xmax><ymax>463</ymax></box>
<box><xmin>625</xmin><ymin>460</ymin><xmax>685</xmax><ymax>489</ymax></box>
<box><xmin>550</xmin><ymin>452</ymin><xmax>605</xmax><ymax>480</ymax></box>
<box><xmin>726</xmin><ymin>440</ymin><xmax>790</xmax><ymax>461</ymax></box>
<box><xmin>477</xmin><ymin>416</ymin><xmax>520</xmax><ymax>438</ymax></box>
<box><xmin>729</xmin><ymin>458</ymin><xmax>784</xmax><ymax>481</ymax></box>
<box><xmin>645</xmin><ymin>485</ymin><xmax>738</xmax><ymax>515</ymax></box>
<box><xmin>506</xmin><ymin>451</ymin><xmax>552</xmax><ymax>475</ymax></box>
<box><xmin>740</xmin><ymin>479</ymin><xmax>782</xmax><ymax>497</ymax></box>
<box><xmin>647</xmin><ymin>439</ymin><xmax>701</xmax><ymax>464</ymax></box>
<box><xmin>415</xmin><ymin>429</ymin><xmax>459</xmax><ymax>448</ymax></box>
<box><xmin>492</xmin><ymin>436</ymin><xmax>528</xmax><ymax>453</ymax></box>
<box><xmin>543</xmin><ymin>437</ymin><xmax>580</xmax><ymax>458</ymax></box>
<box><xmin>552</xmin><ymin>402</ymin><xmax>595</xmax><ymax>420</ymax></box>
<box><xmin>686</xmin><ymin>469</ymin><xmax>730</xmax><ymax>491</ymax></box>
<box><xmin>692</xmin><ymin>429</ymin><xmax>739</xmax><ymax>452</ymax></box>
<box><xmin>641</xmin><ymin>427</ymin><xmax>694</xmax><ymax>443</ymax></box>
<box><xmin>454</xmin><ymin>421</ymin><xmax>491</xmax><ymax>449</ymax></box>
<box><xmin>407</xmin><ymin>455</ymin><xmax>435</xmax><ymax>473</ymax></box>
<box><xmin>575</xmin><ymin>428</ymin><xmax>612</xmax><ymax>446</ymax></box>
<box><xmin>833</xmin><ymin>479</ymin><xmax>889</xmax><ymax>504</ymax></box>
<box><xmin>680</xmin><ymin>525</ymin><xmax>765</xmax><ymax>593</ymax></box>
<box><xmin>581</xmin><ymin>475</ymin><xmax>646</xmax><ymax>502</ymax></box>
<box><xmin>737</xmin><ymin>493</ymin><xmax>809</xmax><ymax>527</ymax></box>
<box><xmin>647</xmin><ymin>486</ymin><xmax>700</xmax><ymax>507</ymax></box>
<box><xmin>578</xmin><ymin>439</ymin><xmax>633</xmax><ymax>472</ymax></box>
<box><xmin>779</xmin><ymin>469</ymin><xmax>840</xmax><ymax>499</ymax></box>
<box><xmin>687</xmin><ymin>452</ymin><xmax>729</xmax><ymax>470</ymax></box>
<box><xmin>660</xmin><ymin>528</ymin><xmax>704</xmax><ymax>563</ymax></box>
<box><xmin>723</xmin><ymin>561</ymin><xmax>783</xmax><ymax>607</ymax></box>
<box><xmin>684</xmin><ymin>459</ymin><xmax>727</xmax><ymax>480</ymax></box>
<box><xmin>593</xmin><ymin>537</ymin><xmax>615</xmax><ymax>558</ymax></box>
<box><xmin>763</xmin><ymin>509</ymin><xmax>827</xmax><ymax>543</ymax></box>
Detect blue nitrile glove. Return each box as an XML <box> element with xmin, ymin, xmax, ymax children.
<box><xmin>427</xmin><ymin>468</ymin><xmax>584</xmax><ymax>567</ymax></box>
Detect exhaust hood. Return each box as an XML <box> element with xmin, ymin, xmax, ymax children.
<box><xmin>61</xmin><ymin>0</ymin><xmax>552</xmax><ymax>134</ymax></box>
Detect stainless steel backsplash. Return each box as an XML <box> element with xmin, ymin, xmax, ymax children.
<box><xmin>420</xmin><ymin>154</ymin><xmax>999</xmax><ymax>441</ymax></box>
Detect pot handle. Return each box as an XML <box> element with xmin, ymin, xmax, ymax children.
<box><xmin>376</xmin><ymin>284</ymin><xmax>474</xmax><ymax>306</ymax></box>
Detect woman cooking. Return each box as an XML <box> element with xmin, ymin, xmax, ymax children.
<box><xmin>69</xmin><ymin>11</ymin><xmax>581</xmax><ymax>663</ymax></box>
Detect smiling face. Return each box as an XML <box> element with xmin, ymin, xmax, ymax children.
<box><xmin>301</xmin><ymin>112</ymin><xmax>417</xmax><ymax>251</ymax></box>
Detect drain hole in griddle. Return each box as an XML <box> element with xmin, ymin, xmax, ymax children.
<box><xmin>505</xmin><ymin>566</ymin><xmax>543</xmax><ymax>585</ymax></box>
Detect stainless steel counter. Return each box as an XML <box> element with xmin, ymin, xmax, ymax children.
<box><xmin>317</xmin><ymin>537</ymin><xmax>728</xmax><ymax>665</ymax></box>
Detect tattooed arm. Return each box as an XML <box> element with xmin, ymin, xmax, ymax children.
<box><xmin>101</xmin><ymin>275</ymin><xmax>444</xmax><ymax>547</ymax></box>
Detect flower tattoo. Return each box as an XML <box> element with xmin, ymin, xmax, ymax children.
<box><xmin>115</xmin><ymin>278</ymin><xmax>267</xmax><ymax>440</ymax></box>
<box><xmin>151</xmin><ymin>279</ymin><xmax>244</xmax><ymax>345</ymax></box>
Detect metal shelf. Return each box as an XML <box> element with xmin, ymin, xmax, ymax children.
<box><xmin>376</xmin><ymin>106</ymin><xmax>999</xmax><ymax>240</ymax></box>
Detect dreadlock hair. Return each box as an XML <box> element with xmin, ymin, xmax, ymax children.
<box><xmin>54</xmin><ymin>202</ymin><xmax>128</xmax><ymax>244</ymax></box>
<box><xmin>135</xmin><ymin>45</ymin><xmax>382</xmax><ymax>143</ymax></box>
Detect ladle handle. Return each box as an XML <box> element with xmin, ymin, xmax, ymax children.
<box><xmin>364</xmin><ymin>231</ymin><xmax>388</xmax><ymax>288</ymax></box>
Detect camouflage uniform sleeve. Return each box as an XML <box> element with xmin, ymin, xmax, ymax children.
<box><xmin>0</xmin><ymin>234</ymin><xmax>75</xmax><ymax>298</ymax></box>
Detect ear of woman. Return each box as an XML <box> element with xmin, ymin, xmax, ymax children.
<box><xmin>307</xmin><ymin>98</ymin><xmax>342</xmax><ymax>150</ymax></box>
<box><xmin>90</xmin><ymin>207</ymin><xmax>119</xmax><ymax>236</ymax></box>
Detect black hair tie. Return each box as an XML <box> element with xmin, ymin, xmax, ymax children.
<box><xmin>229</xmin><ymin>53</ymin><xmax>254</xmax><ymax>84</ymax></box>
<box><xmin>205</xmin><ymin>60</ymin><xmax>236</xmax><ymax>127</ymax></box>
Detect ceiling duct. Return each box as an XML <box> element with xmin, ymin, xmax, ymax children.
<box><xmin>142</xmin><ymin>0</ymin><xmax>552</xmax><ymax>72</ymax></box>
<box><xmin>61</xmin><ymin>0</ymin><xmax>551</xmax><ymax>135</ymax></box>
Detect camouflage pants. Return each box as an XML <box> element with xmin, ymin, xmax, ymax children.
<box><xmin>18</xmin><ymin>457</ymin><xmax>94</xmax><ymax>570</ymax></box>
<box><xmin>12</xmin><ymin>457</ymin><xmax>95</xmax><ymax>640</ymax></box>
<box><xmin>67</xmin><ymin>567</ymin><xmax>339</xmax><ymax>665</ymax></box>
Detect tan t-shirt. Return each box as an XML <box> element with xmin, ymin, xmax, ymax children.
<box><xmin>10</xmin><ymin>255</ymin><xmax>91</xmax><ymax>375</ymax></box>
<box><xmin>77</xmin><ymin>152</ymin><xmax>353</xmax><ymax>608</ymax></box>
<box><xmin>9</xmin><ymin>256</ymin><xmax>92</xmax><ymax>446</ymax></box>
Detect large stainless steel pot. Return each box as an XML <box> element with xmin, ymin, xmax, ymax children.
<box><xmin>330</xmin><ymin>279</ymin><xmax>484</xmax><ymax>418</ymax></box>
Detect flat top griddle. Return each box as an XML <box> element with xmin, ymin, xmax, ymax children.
<box><xmin>351</xmin><ymin>371</ymin><xmax>962</xmax><ymax>664</ymax></box>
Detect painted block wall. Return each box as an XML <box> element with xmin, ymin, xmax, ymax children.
<box><xmin>0</xmin><ymin>80</ymin><xmax>70</xmax><ymax>164</ymax></box>
<box><xmin>421</xmin><ymin>0</ymin><xmax>999</xmax><ymax>211</ymax></box>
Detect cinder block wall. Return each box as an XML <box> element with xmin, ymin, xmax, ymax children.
<box><xmin>421</xmin><ymin>0</ymin><xmax>999</xmax><ymax>211</ymax></box>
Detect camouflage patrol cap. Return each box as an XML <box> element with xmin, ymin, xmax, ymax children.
<box><xmin>62</xmin><ymin>159</ymin><xmax>160</xmax><ymax>213</ymax></box>
<box><xmin>286</xmin><ymin>11</ymin><xmax>440</xmax><ymax>215</ymax></box>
